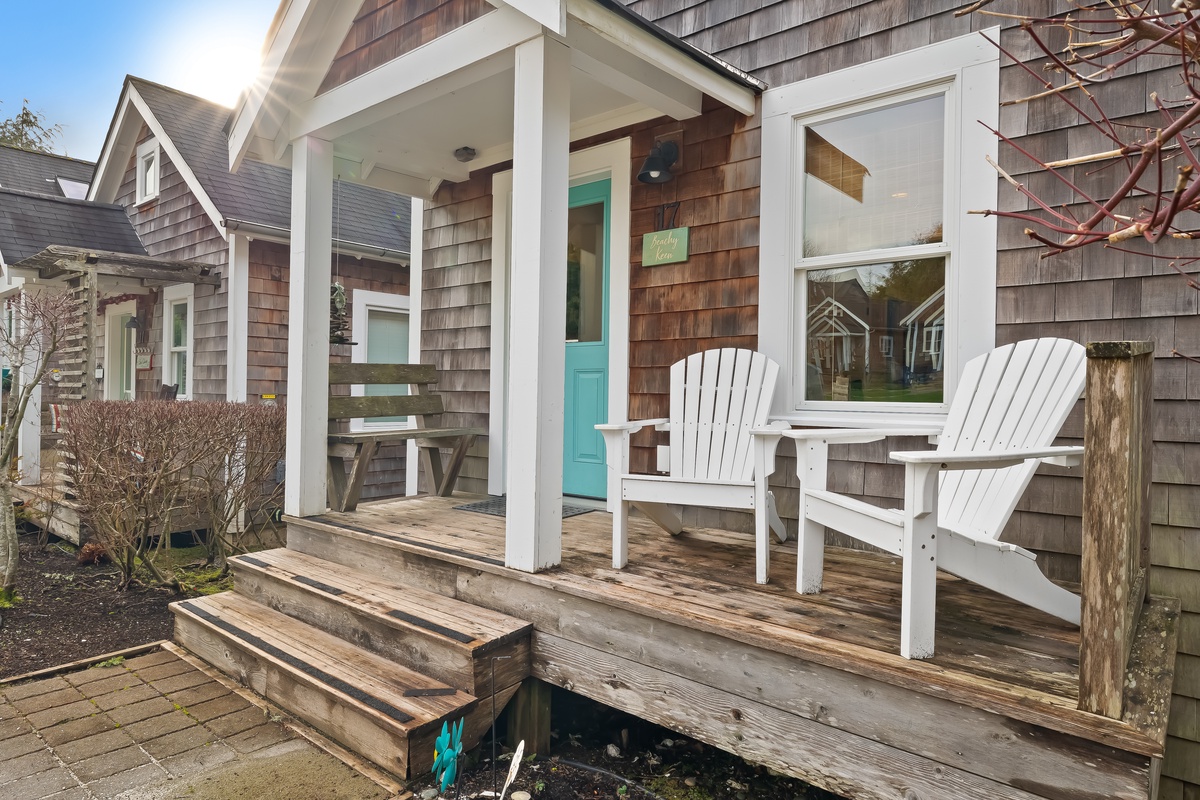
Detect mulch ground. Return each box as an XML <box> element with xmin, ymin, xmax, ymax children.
<box><xmin>0</xmin><ymin>536</ymin><xmax>177</xmax><ymax>680</ymax></box>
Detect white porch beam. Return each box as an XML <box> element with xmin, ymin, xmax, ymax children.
<box><xmin>505</xmin><ymin>35</ymin><xmax>570</xmax><ymax>573</ymax></box>
<box><xmin>568</xmin><ymin>0</ymin><xmax>757</xmax><ymax>116</ymax></box>
<box><xmin>489</xmin><ymin>0</ymin><xmax>566</xmax><ymax>35</ymax></box>
<box><xmin>225</xmin><ymin>233</ymin><xmax>250</xmax><ymax>402</ymax></box>
<box><xmin>284</xmin><ymin>136</ymin><xmax>334</xmax><ymax>517</ymax></box>
<box><xmin>229</xmin><ymin>0</ymin><xmax>360</xmax><ymax>171</ymax></box>
<box><xmin>287</xmin><ymin>8</ymin><xmax>541</xmax><ymax>144</ymax></box>
<box><xmin>568</xmin><ymin>23</ymin><xmax>703</xmax><ymax>120</ymax></box>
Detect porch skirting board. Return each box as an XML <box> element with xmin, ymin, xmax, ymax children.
<box><xmin>454</xmin><ymin>496</ymin><xmax>594</xmax><ymax>519</ymax></box>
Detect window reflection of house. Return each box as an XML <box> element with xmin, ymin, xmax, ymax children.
<box><xmin>901</xmin><ymin>286</ymin><xmax>945</xmax><ymax>382</ymax></box>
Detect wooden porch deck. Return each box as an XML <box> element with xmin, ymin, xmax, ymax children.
<box><xmin>286</xmin><ymin>494</ymin><xmax>1176</xmax><ymax>800</ymax></box>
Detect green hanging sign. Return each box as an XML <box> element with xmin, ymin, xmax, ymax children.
<box><xmin>642</xmin><ymin>226</ymin><xmax>689</xmax><ymax>266</ymax></box>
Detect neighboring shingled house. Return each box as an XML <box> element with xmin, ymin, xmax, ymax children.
<box><xmin>79</xmin><ymin>76</ymin><xmax>416</xmax><ymax>501</ymax></box>
<box><xmin>0</xmin><ymin>144</ymin><xmax>93</xmax><ymax>199</ymax></box>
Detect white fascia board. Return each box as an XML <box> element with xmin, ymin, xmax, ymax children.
<box><xmin>126</xmin><ymin>85</ymin><xmax>228</xmax><ymax>243</ymax></box>
<box><xmin>489</xmin><ymin>0</ymin><xmax>566</xmax><ymax>35</ymax></box>
<box><xmin>287</xmin><ymin>7</ymin><xmax>542</xmax><ymax>143</ymax></box>
<box><xmin>568</xmin><ymin>22</ymin><xmax>702</xmax><ymax>120</ymax></box>
<box><xmin>229</xmin><ymin>0</ymin><xmax>360</xmax><ymax>172</ymax></box>
<box><xmin>88</xmin><ymin>86</ymin><xmax>142</xmax><ymax>204</ymax></box>
<box><xmin>567</xmin><ymin>0</ymin><xmax>756</xmax><ymax>116</ymax></box>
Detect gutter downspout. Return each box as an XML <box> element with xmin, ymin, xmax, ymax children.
<box><xmin>221</xmin><ymin>217</ymin><xmax>410</xmax><ymax>264</ymax></box>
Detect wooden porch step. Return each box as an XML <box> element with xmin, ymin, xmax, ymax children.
<box><xmin>228</xmin><ymin>548</ymin><xmax>531</xmax><ymax>697</ymax></box>
<box><xmin>172</xmin><ymin>592</ymin><xmax>500</xmax><ymax>778</ymax></box>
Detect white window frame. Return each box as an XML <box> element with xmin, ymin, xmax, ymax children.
<box><xmin>350</xmin><ymin>288</ymin><xmax>412</xmax><ymax>432</ymax></box>
<box><xmin>760</xmin><ymin>29</ymin><xmax>999</xmax><ymax>428</ymax></box>
<box><xmin>135</xmin><ymin>138</ymin><xmax>160</xmax><ymax>204</ymax></box>
<box><xmin>162</xmin><ymin>283</ymin><xmax>194</xmax><ymax>400</ymax></box>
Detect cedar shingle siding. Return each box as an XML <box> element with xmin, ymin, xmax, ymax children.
<box><xmin>116</xmin><ymin>126</ymin><xmax>227</xmax><ymax>403</ymax></box>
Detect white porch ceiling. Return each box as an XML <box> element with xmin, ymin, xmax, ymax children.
<box><xmin>233</xmin><ymin>3</ymin><xmax>757</xmax><ymax>199</ymax></box>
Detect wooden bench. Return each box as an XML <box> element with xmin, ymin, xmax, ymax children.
<box><xmin>327</xmin><ymin>363</ymin><xmax>483</xmax><ymax>512</ymax></box>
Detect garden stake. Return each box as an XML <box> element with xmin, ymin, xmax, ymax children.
<box><xmin>491</xmin><ymin>655</ymin><xmax>512</xmax><ymax>797</ymax></box>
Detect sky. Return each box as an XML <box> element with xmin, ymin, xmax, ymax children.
<box><xmin>0</xmin><ymin>0</ymin><xmax>281</xmax><ymax>162</ymax></box>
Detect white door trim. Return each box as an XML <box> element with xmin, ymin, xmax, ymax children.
<box><xmin>104</xmin><ymin>300</ymin><xmax>137</xmax><ymax>401</ymax></box>
<box><xmin>488</xmin><ymin>137</ymin><xmax>632</xmax><ymax>497</ymax></box>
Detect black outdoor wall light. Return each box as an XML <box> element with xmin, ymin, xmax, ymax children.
<box><xmin>637</xmin><ymin>140</ymin><xmax>679</xmax><ymax>184</ymax></box>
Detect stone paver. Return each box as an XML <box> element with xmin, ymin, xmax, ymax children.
<box><xmin>26</xmin><ymin>699</ymin><xmax>98</xmax><ymax>730</ymax></box>
<box><xmin>107</xmin><ymin>696</ymin><xmax>175</xmax><ymax>726</ymax></box>
<box><xmin>72</xmin><ymin>743</ymin><xmax>153</xmax><ymax>783</ymax></box>
<box><xmin>121</xmin><ymin>709</ymin><xmax>194</xmax><ymax>743</ymax></box>
<box><xmin>9</xmin><ymin>685</ymin><xmax>85</xmax><ymax>715</ymax></box>
<box><xmin>54</xmin><ymin>728</ymin><xmax>135</xmax><ymax>764</ymax></box>
<box><xmin>0</xmin><ymin>731</ymin><xmax>44</xmax><ymax>761</ymax></box>
<box><xmin>3</xmin><ymin>676</ymin><xmax>70</xmax><ymax>702</ymax></box>
<box><xmin>90</xmin><ymin>682</ymin><xmax>160</xmax><ymax>712</ymax></box>
<box><xmin>0</xmin><ymin>765</ymin><xmax>79</xmax><ymax>798</ymax></box>
<box><xmin>64</xmin><ymin>665</ymin><xmax>128</xmax><ymax>688</ymax></box>
<box><xmin>146</xmin><ymin>669</ymin><xmax>210</xmax><ymax>695</ymax></box>
<box><xmin>39</xmin><ymin>714</ymin><xmax>115</xmax><ymax>748</ymax></box>
<box><xmin>186</xmin><ymin>692</ymin><xmax>250</xmax><ymax>723</ymax></box>
<box><xmin>0</xmin><ymin>648</ymin><xmax>391</xmax><ymax>799</ymax></box>
<box><xmin>164</xmin><ymin>681</ymin><xmax>228</xmax><ymax>709</ymax></box>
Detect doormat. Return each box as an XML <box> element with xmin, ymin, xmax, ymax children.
<box><xmin>454</xmin><ymin>496</ymin><xmax>594</xmax><ymax>519</ymax></box>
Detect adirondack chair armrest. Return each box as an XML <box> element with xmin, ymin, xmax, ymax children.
<box><xmin>748</xmin><ymin>420</ymin><xmax>792</xmax><ymax>437</ymax></box>
<box><xmin>781</xmin><ymin>427</ymin><xmax>943</xmax><ymax>445</ymax></box>
<box><xmin>595</xmin><ymin>418</ymin><xmax>669</xmax><ymax>435</ymax></box>
<box><xmin>889</xmin><ymin>445</ymin><xmax>1084</xmax><ymax>470</ymax></box>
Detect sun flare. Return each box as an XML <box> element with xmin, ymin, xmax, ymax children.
<box><xmin>171</xmin><ymin>39</ymin><xmax>262</xmax><ymax>108</ymax></box>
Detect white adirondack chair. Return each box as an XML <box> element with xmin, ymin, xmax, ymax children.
<box><xmin>597</xmin><ymin>348</ymin><xmax>789</xmax><ymax>584</ymax></box>
<box><xmin>781</xmin><ymin>338</ymin><xmax>1086</xmax><ymax>659</ymax></box>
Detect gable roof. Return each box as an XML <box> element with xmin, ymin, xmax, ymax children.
<box><xmin>0</xmin><ymin>188</ymin><xmax>145</xmax><ymax>263</ymax></box>
<box><xmin>0</xmin><ymin>145</ymin><xmax>94</xmax><ymax>197</ymax></box>
<box><xmin>92</xmin><ymin>77</ymin><xmax>410</xmax><ymax>257</ymax></box>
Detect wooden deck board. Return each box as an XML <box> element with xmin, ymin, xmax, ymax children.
<box><xmin>298</xmin><ymin>496</ymin><xmax>1164</xmax><ymax>758</ymax></box>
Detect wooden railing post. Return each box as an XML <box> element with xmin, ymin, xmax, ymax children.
<box><xmin>1079</xmin><ymin>341</ymin><xmax>1154</xmax><ymax>718</ymax></box>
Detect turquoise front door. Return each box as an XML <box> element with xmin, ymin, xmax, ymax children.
<box><xmin>562</xmin><ymin>179</ymin><xmax>611</xmax><ymax>499</ymax></box>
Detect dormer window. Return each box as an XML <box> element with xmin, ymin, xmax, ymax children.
<box><xmin>136</xmin><ymin>138</ymin><xmax>160</xmax><ymax>204</ymax></box>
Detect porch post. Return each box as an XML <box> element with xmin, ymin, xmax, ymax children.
<box><xmin>225</xmin><ymin>233</ymin><xmax>250</xmax><ymax>403</ymax></box>
<box><xmin>283</xmin><ymin>135</ymin><xmax>333</xmax><ymax>517</ymax></box>
<box><xmin>17</xmin><ymin>308</ymin><xmax>41</xmax><ymax>486</ymax></box>
<box><xmin>505</xmin><ymin>35</ymin><xmax>570</xmax><ymax>572</ymax></box>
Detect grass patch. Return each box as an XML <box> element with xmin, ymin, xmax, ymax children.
<box><xmin>91</xmin><ymin>656</ymin><xmax>126</xmax><ymax>669</ymax></box>
<box><xmin>0</xmin><ymin>591</ymin><xmax>22</xmax><ymax>609</ymax></box>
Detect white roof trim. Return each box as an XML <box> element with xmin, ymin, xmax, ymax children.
<box><xmin>126</xmin><ymin>85</ymin><xmax>228</xmax><ymax>243</ymax></box>
<box><xmin>489</xmin><ymin>0</ymin><xmax>566</xmax><ymax>35</ymax></box>
<box><xmin>87</xmin><ymin>83</ymin><xmax>227</xmax><ymax>243</ymax></box>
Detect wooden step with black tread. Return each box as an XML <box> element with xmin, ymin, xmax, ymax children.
<box><xmin>172</xmin><ymin>592</ymin><xmax>488</xmax><ymax>778</ymax></box>
<box><xmin>228</xmin><ymin>548</ymin><xmax>531</xmax><ymax>697</ymax></box>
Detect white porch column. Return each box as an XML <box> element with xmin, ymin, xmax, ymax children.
<box><xmin>17</xmin><ymin>355</ymin><xmax>41</xmax><ymax>487</ymax></box>
<box><xmin>505</xmin><ymin>35</ymin><xmax>570</xmax><ymax>572</ymax></box>
<box><xmin>284</xmin><ymin>136</ymin><xmax>333</xmax><ymax>517</ymax></box>
<box><xmin>406</xmin><ymin>196</ymin><xmax>424</xmax><ymax>498</ymax></box>
<box><xmin>225</xmin><ymin>233</ymin><xmax>250</xmax><ymax>403</ymax></box>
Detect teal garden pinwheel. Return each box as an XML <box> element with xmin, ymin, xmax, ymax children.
<box><xmin>432</xmin><ymin>718</ymin><xmax>465</xmax><ymax>794</ymax></box>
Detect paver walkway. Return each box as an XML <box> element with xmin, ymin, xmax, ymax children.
<box><xmin>0</xmin><ymin>648</ymin><xmax>394</xmax><ymax>799</ymax></box>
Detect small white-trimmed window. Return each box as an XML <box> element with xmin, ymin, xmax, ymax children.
<box><xmin>135</xmin><ymin>139</ymin><xmax>160</xmax><ymax>204</ymax></box>
<box><xmin>162</xmin><ymin>283</ymin><xmax>194</xmax><ymax>399</ymax></box>
<box><xmin>760</xmin><ymin>29</ymin><xmax>1000</xmax><ymax>427</ymax></box>
<box><xmin>350</xmin><ymin>289</ymin><xmax>411</xmax><ymax>431</ymax></box>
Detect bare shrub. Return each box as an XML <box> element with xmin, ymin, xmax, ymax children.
<box><xmin>60</xmin><ymin>400</ymin><xmax>286</xmax><ymax>588</ymax></box>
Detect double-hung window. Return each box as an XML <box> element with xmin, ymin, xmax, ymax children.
<box><xmin>760</xmin><ymin>30</ymin><xmax>1000</xmax><ymax>426</ymax></box>
<box><xmin>162</xmin><ymin>283</ymin><xmax>193</xmax><ymax>399</ymax></box>
<box><xmin>350</xmin><ymin>289</ymin><xmax>411</xmax><ymax>431</ymax></box>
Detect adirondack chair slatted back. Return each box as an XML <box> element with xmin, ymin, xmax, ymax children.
<box><xmin>936</xmin><ymin>338</ymin><xmax>1086</xmax><ymax>540</ymax></box>
<box><xmin>327</xmin><ymin>362</ymin><xmax>443</xmax><ymax>420</ymax></box>
<box><xmin>668</xmin><ymin>349</ymin><xmax>779</xmax><ymax>482</ymax></box>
